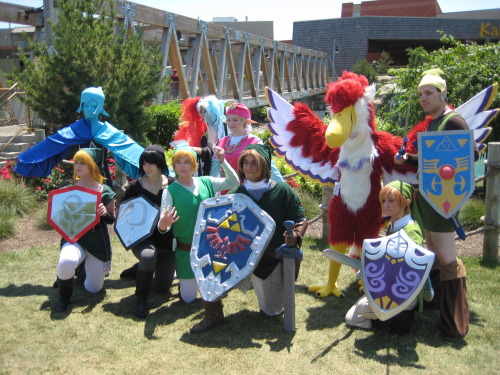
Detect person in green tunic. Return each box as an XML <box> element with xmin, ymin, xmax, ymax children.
<box><xmin>158</xmin><ymin>142</ymin><xmax>239</xmax><ymax>304</ymax></box>
<box><xmin>394</xmin><ymin>69</ymin><xmax>472</xmax><ymax>339</ymax></box>
<box><xmin>190</xmin><ymin>144</ymin><xmax>308</xmax><ymax>333</ymax></box>
<box><xmin>345</xmin><ymin>180</ymin><xmax>424</xmax><ymax>332</ymax></box>
<box><xmin>54</xmin><ymin>148</ymin><xmax>116</xmax><ymax>313</ymax></box>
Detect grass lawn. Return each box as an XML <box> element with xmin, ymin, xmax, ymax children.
<box><xmin>0</xmin><ymin>236</ymin><xmax>498</xmax><ymax>375</ymax></box>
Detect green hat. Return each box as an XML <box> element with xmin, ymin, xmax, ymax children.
<box><xmin>245</xmin><ymin>144</ymin><xmax>272</xmax><ymax>168</ymax></box>
<box><xmin>418</xmin><ymin>68</ymin><xmax>447</xmax><ymax>92</ymax></box>
<box><xmin>79</xmin><ymin>147</ymin><xmax>102</xmax><ymax>166</ymax></box>
<box><xmin>386</xmin><ymin>180</ymin><xmax>414</xmax><ymax>202</ymax></box>
<box><xmin>171</xmin><ymin>140</ymin><xmax>197</xmax><ymax>159</ymax></box>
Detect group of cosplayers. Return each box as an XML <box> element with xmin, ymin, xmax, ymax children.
<box><xmin>18</xmin><ymin>66</ymin><xmax>476</xmax><ymax>341</ymax></box>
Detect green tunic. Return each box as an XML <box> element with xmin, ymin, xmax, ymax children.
<box><xmin>386</xmin><ymin>219</ymin><xmax>423</xmax><ymax>246</ymax></box>
<box><xmin>168</xmin><ymin>177</ymin><xmax>214</xmax><ymax>278</ymax></box>
<box><xmin>60</xmin><ymin>184</ymin><xmax>116</xmax><ymax>262</ymax></box>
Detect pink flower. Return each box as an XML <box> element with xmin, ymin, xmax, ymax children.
<box><xmin>44</xmin><ymin>179</ymin><xmax>51</xmax><ymax>183</ymax></box>
<box><xmin>37</xmin><ymin>186</ymin><xmax>42</xmax><ymax>190</ymax></box>
<box><xmin>60</xmin><ymin>169</ymin><xmax>65</xmax><ymax>173</ymax></box>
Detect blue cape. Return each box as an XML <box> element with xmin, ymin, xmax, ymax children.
<box><xmin>14</xmin><ymin>118</ymin><xmax>143</xmax><ymax>178</ymax></box>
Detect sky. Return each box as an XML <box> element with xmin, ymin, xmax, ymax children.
<box><xmin>1</xmin><ymin>0</ymin><xmax>499</xmax><ymax>40</ymax></box>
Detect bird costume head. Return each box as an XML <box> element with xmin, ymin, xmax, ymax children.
<box><xmin>324</xmin><ymin>71</ymin><xmax>376</xmax><ymax>148</ymax></box>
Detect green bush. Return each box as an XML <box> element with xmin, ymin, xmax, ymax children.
<box><xmin>379</xmin><ymin>35</ymin><xmax>500</xmax><ymax>142</ymax></box>
<box><xmin>459</xmin><ymin>198</ymin><xmax>485</xmax><ymax>231</ymax></box>
<box><xmin>352</xmin><ymin>59</ymin><xmax>377</xmax><ymax>84</ymax></box>
<box><xmin>375</xmin><ymin>51</ymin><xmax>393</xmax><ymax>75</ymax></box>
<box><xmin>145</xmin><ymin>101</ymin><xmax>182</xmax><ymax>147</ymax></box>
<box><xmin>0</xmin><ymin>179</ymin><xmax>37</xmax><ymax>216</ymax></box>
<box><xmin>0</xmin><ymin>206</ymin><xmax>16</xmax><ymax>239</ymax></box>
<box><xmin>36</xmin><ymin>205</ymin><xmax>53</xmax><ymax>231</ymax></box>
<box><xmin>295</xmin><ymin>188</ymin><xmax>322</xmax><ymax>220</ymax></box>
<box><xmin>250</xmin><ymin>106</ymin><xmax>270</xmax><ymax>122</ymax></box>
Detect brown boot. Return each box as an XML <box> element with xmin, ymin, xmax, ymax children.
<box><xmin>190</xmin><ymin>300</ymin><xmax>225</xmax><ymax>333</ymax></box>
<box><xmin>439</xmin><ymin>259</ymin><xmax>469</xmax><ymax>340</ymax></box>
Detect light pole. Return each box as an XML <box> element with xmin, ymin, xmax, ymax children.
<box><xmin>332</xmin><ymin>39</ymin><xmax>339</xmax><ymax>79</ymax></box>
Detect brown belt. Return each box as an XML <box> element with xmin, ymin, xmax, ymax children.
<box><xmin>176</xmin><ymin>240</ymin><xmax>191</xmax><ymax>252</ymax></box>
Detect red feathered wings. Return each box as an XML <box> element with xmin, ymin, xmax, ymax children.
<box><xmin>266</xmin><ymin>87</ymin><xmax>339</xmax><ymax>185</ymax></box>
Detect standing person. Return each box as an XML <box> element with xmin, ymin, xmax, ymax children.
<box><xmin>158</xmin><ymin>143</ymin><xmax>239</xmax><ymax>304</ymax></box>
<box><xmin>173</xmin><ymin>95</ymin><xmax>227</xmax><ymax>176</ymax></box>
<box><xmin>54</xmin><ymin>148</ymin><xmax>116</xmax><ymax>313</ymax></box>
<box><xmin>210</xmin><ymin>102</ymin><xmax>284</xmax><ymax>183</ymax></box>
<box><xmin>345</xmin><ymin>181</ymin><xmax>424</xmax><ymax>332</ymax></box>
<box><xmin>190</xmin><ymin>144</ymin><xmax>307</xmax><ymax>333</ymax></box>
<box><xmin>394</xmin><ymin>68</ymin><xmax>476</xmax><ymax>340</ymax></box>
<box><xmin>120</xmin><ymin>145</ymin><xmax>176</xmax><ymax>318</ymax></box>
<box><xmin>170</xmin><ymin>69</ymin><xmax>179</xmax><ymax>99</ymax></box>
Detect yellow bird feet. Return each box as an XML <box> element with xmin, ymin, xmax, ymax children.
<box><xmin>307</xmin><ymin>284</ymin><xmax>344</xmax><ymax>298</ymax></box>
<box><xmin>358</xmin><ymin>279</ymin><xmax>364</xmax><ymax>293</ymax></box>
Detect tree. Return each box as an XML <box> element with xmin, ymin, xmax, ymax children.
<box><xmin>376</xmin><ymin>51</ymin><xmax>393</xmax><ymax>75</ymax></box>
<box><xmin>379</xmin><ymin>35</ymin><xmax>500</xmax><ymax>142</ymax></box>
<box><xmin>14</xmin><ymin>0</ymin><xmax>163</xmax><ymax>142</ymax></box>
<box><xmin>352</xmin><ymin>59</ymin><xmax>377</xmax><ymax>84</ymax></box>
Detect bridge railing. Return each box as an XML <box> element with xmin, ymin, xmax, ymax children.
<box><xmin>104</xmin><ymin>1</ymin><xmax>329</xmax><ymax>107</ymax></box>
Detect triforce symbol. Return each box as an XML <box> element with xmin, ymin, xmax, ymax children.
<box><xmin>219</xmin><ymin>213</ymin><xmax>241</xmax><ymax>232</ymax></box>
<box><xmin>433</xmin><ymin>136</ymin><xmax>457</xmax><ymax>152</ymax></box>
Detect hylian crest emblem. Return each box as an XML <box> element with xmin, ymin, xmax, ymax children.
<box><xmin>191</xmin><ymin>193</ymin><xmax>276</xmax><ymax>302</ymax></box>
<box><xmin>47</xmin><ymin>185</ymin><xmax>101</xmax><ymax>243</ymax></box>
<box><xmin>362</xmin><ymin>230</ymin><xmax>435</xmax><ymax>321</ymax></box>
<box><xmin>418</xmin><ymin>130</ymin><xmax>475</xmax><ymax>218</ymax></box>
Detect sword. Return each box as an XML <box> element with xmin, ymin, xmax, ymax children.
<box><xmin>396</xmin><ymin>89</ymin><xmax>413</xmax><ymax>160</ymax></box>
<box><xmin>275</xmin><ymin>220</ymin><xmax>303</xmax><ymax>333</ymax></box>
<box><xmin>449</xmin><ymin>214</ymin><xmax>466</xmax><ymax>240</ymax></box>
<box><xmin>322</xmin><ymin>249</ymin><xmax>361</xmax><ymax>270</ymax></box>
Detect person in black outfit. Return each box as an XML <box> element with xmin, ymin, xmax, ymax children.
<box><xmin>119</xmin><ymin>145</ymin><xmax>175</xmax><ymax>318</ymax></box>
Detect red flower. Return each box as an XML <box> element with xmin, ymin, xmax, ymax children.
<box><xmin>44</xmin><ymin>179</ymin><xmax>51</xmax><ymax>183</ymax></box>
<box><xmin>60</xmin><ymin>169</ymin><xmax>65</xmax><ymax>173</ymax></box>
<box><xmin>37</xmin><ymin>186</ymin><xmax>42</xmax><ymax>190</ymax></box>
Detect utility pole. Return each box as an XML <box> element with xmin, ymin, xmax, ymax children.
<box><xmin>332</xmin><ymin>39</ymin><xmax>339</xmax><ymax>79</ymax></box>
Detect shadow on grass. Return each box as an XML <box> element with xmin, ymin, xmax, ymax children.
<box><xmin>179</xmin><ymin>309</ymin><xmax>295</xmax><ymax>351</ymax></box>
<box><xmin>0</xmin><ymin>281</ymin><xmax>106</xmax><ymax>320</ymax></box>
<box><xmin>300</xmin><ymin>279</ymin><xmax>362</xmax><ymax>331</ymax></box>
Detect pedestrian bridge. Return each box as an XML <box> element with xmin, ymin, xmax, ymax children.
<box><xmin>0</xmin><ymin>0</ymin><xmax>329</xmax><ymax>108</ymax></box>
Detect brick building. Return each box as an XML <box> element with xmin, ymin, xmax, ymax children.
<box><xmin>292</xmin><ymin>0</ymin><xmax>500</xmax><ymax>76</ymax></box>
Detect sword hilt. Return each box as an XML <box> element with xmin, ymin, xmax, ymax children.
<box><xmin>396</xmin><ymin>137</ymin><xmax>408</xmax><ymax>160</ymax></box>
<box><xmin>275</xmin><ymin>220</ymin><xmax>303</xmax><ymax>261</ymax></box>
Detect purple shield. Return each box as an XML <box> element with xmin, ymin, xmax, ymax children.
<box><xmin>191</xmin><ymin>193</ymin><xmax>276</xmax><ymax>302</ymax></box>
<box><xmin>362</xmin><ymin>230</ymin><xmax>435</xmax><ymax>321</ymax></box>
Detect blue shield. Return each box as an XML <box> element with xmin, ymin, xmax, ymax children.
<box><xmin>362</xmin><ymin>230</ymin><xmax>434</xmax><ymax>321</ymax></box>
<box><xmin>418</xmin><ymin>130</ymin><xmax>475</xmax><ymax>218</ymax></box>
<box><xmin>191</xmin><ymin>193</ymin><xmax>276</xmax><ymax>302</ymax></box>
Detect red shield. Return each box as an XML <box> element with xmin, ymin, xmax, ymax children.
<box><xmin>47</xmin><ymin>185</ymin><xmax>101</xmax><ymax>243</ymax></box>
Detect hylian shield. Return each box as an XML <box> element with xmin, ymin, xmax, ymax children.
<box><xmin>191</xmin><ymin>193</ymin><xmax>276</xmax><ymax>302</ymax></box>
<box><xmin>47</xmin><ymin>185</ymin><xmax>101</xmax><ymax>243</ymax></box>
<box><xmin>362</xmin><ymin>229</ymin><xmax>435</xmax><ymax>321</ymax></box>
<box><xmin>115</xmin><ymin>195</ymin><xmax>160</xmax><ymax>250</ymax></box>
<box><xmin>418</xmin><ymin>130</ymin><xmax>475</xmax><ymax>218</ymax></box>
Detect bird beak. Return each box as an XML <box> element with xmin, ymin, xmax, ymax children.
<box><xmin>325</xmin><ymin>105</ymin><xmax>356</xmax><ymax>148</ymax></box>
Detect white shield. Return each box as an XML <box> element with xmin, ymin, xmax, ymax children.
<box><xmin>115</xmin><ymin>195</ymin><xmax>160</xmax><ymax>250</ymax></box>
<box><xmin>48</xmin><ymin>185</ymin><xmax>101</xmax><ymax>243</ymax></box>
